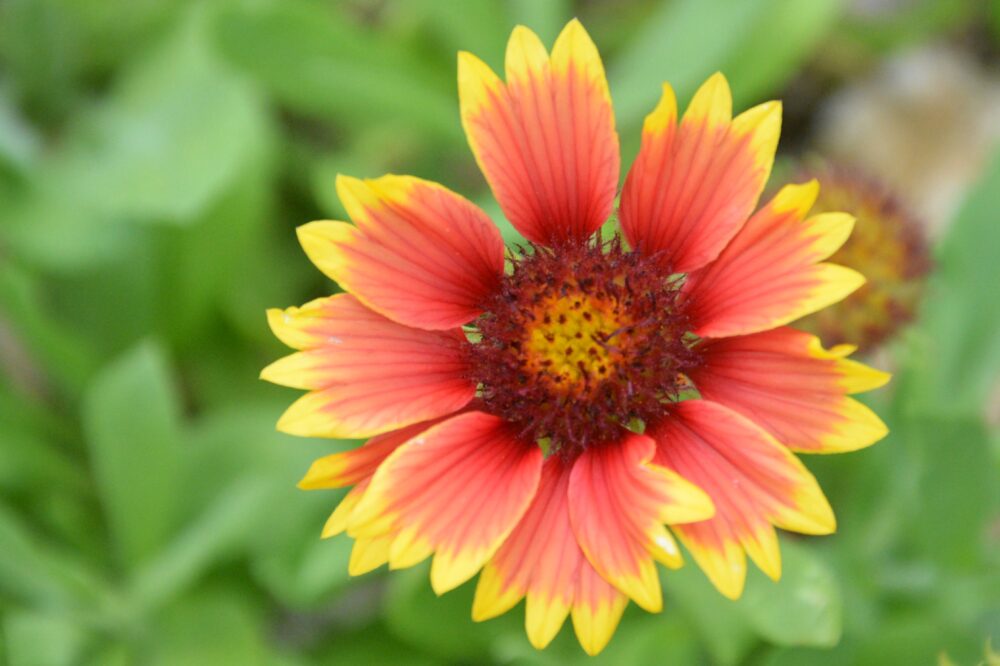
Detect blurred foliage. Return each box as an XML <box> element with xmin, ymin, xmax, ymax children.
<box><xmin>0</xmin><ymin>0</ymin><xmax>997</xmax><ymax>664</ymax></box>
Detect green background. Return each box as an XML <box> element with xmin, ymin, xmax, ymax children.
<box><xmin>1</xmin><ymin>0</ymin><xmax>998</xmax><ymax>664</ymax></box>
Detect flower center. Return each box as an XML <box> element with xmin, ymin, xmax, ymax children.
<box><xmin>522</xmin><ymin>291</ymin><xmax>625</xmax><ymax>394</ymax></box>
<box><xmin>468</xmin><ymin>239</ymin><xmax>696</xmax><ymax>455</ymax></box>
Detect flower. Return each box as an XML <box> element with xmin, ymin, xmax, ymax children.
<box><xmin>789</xmin><ymin>162</ymin><xmax>932</xmax><ymax>352</ymax></box>
<box><xmin>262</xmin><ymin>20</ymin><xmax>890</xmax><ymax>655</ymax></box>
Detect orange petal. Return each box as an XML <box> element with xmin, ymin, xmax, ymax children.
<box><xmin>620</xmin><ymin>73</ymin><xmax>781</xmax><ymax>273</ymax></box>
<box><xmin>689</xmin><ymin>327</ymin><xmax>890</xmax><ymax>453</ymax></box>
<box><xmin>458</xmin><ymin>20</ymin><xmax>619</xmax><ymax>244</ymax></box>
<box><xmin>298</xmin><ymin>175</ymin><xmax>504</xmax><ymax>330</ymax></box>
<box><xmin>567</xmin><ymin>433</ymin><xmax>714</xmax><ymax>612</ymax></box>
<box><xmin>571</xmin><ymin>557</ymin><xmax>629</xmax><ymax>656</ymax></box>
<box><xmin>683</xmin><ymin>181</ymin><xmax>865</xmax><ymax>338</ymax></box>
<box><xmin>348</xmin><ymin>412</ymin><xmax>543</xmax><ymax>594</ymax></box>
<box><xmin>649</xmin><ymin>400</ymin><xmax>836</xmax><ymax>599</ymax></box>
<box><xmin>299</xmin><ymin>416</ymin><xmax>456</xmax><ymax>490</ymax></box>
<box><xmin>263</xmin><ymin>295</ymin><xmax>474</xmax><ymax>438</ymax></box>
<box><xmin>472</xmin><ymin>456</ymin><xmax>628</xmax><ymax>655</ymax></box>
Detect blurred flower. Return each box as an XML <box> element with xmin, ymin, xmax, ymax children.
<box><xmin>262</xmin><ymin>20</ymin><xmax>889</xmax><ymax>655</ymax></box>
<box><xmin>791</xmin><ymin>162</ymin><xmax>932</xmax><ymax>352</ymax></box>
<box><xmin>817</xmin><ymin>45</ymin><xmax>1000</xmax><ymax>237</ymax></box>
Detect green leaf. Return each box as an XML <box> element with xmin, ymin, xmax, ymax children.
<box><xmin>154</xmin><ymin>145</ymin><xmax>275</xmax><ymax>348</ymax></box>
<box><xmin>609</xmin><ymin>0</ymin><xmax>840</xmax><ymax>163</ymax></box>
<box><xmin>214</xmin><ymin>0</ymin><xmax>461</xmax><ymax>144</ymax></box>
<box><xmin>721</xmin><ymin>0</ymin><xmax>841</xmax><ymax>107</ymax></box>
<box><xmin>384</xmin><ymin>564</ymin><xmax>522</xmax><ymax>660</ymax></box>
<box><xmin>508</xmin><ymin>0</ymin><xmax>572</xmax><ymax>45</ymax></box>
<box><xmin>404</xmin><ymin>0</ymin><xmax>508</xmax><ymax>69</ymax></box>
<box><xmin>151</xmin><ymin>590</ymin><xmax>268</xmax><ymax>666</ymax></box>
<box><xmin>313</xmin><ymin>623</ymin><xmax>439</xmax><ymax>666</ymax></box>
<box><xmin>0</xmin><ymin>394</ymin><xmax>79</xmax><ymax>494</ymax></box>
<box><xmin>0</xmin><ymin>504</ymin><xmax>76</xmax><ymax>608</ymax></box>
<box><xmin>82</xmin><ymin>341</ymin><xmax>182</xmax><ymax>571</ymax></box>
<box><xmin>0</xmin><ymin>4</ymin><xmax>266</xmax><ymax>271</ymax></box>
<box><xmin>130</xmin><ymin>478</ymin><xmax>273</xmax><ymax>613</ymax></box>
<box><xmin>735</xmin><ymin>540</ymin><xmax>842</xmax><ymax>647</ymax></box>
<box><xmin>853</xmin><ymin>612</ymin><xmax>982</xmax><ymax>666</ymax></box>
<box><xmin>251</xmin><ymin>528</ymin><xmax>354</xmax><ymax>609</ymax></box>
<box><xmin>2</xmin><ymin>609</ymin><xmax>88</xmax><ymax>666</ymax></box>
<box><xmin>901</xmin><ymin>415</ymin><xmax>995</xmax><ymax>568</ymax></box>
<box><xmin>662</xmin><ymin>564</ymin><xmax>757</xmax><ymax>665</ymax></box>
<box><xmin>899</xmin><ymin>151</ymin><xmax>1000</xmax><ymax>416</ymax></box>
<box><xmin>0</xmin><ymin>87</ymin><xmax>39</xmax><ymax>176</ymax></box>
<box><xmin>0</xmin><ymin>502</ymin><xmax>109</xmax><ymax>613</ymax></box>
<box><xmin>64</xmin><ymin>5</ymin><xmax>265</xmax><ymax>223</ymax></box>
<box><xmin>508</xmin><ymin>611</ymin><xmax>700</xmax><ymax>665</ymax></box>
<box><xmin>0</xmin><ymin>263</ymin><xmax>97</xmax><ymax>394</ymax></box>
<box><xmin>609</xmin><ymin>0</ymin><xmax>765</xmax><ymax>132</ymax></box>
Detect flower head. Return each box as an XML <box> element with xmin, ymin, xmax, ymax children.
<box><xmin>262</xmin><ymin>20</ymin><xmax>890</xmax><ymax>655</ymax></box>
<box><xmin>789</xmin><ymin>162</ymin><xmax>932</xmax><ymax>352</ymax></box>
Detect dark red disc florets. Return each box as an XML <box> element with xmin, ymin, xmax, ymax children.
<box><xmin>467</xmin><ymin>237</ymin><xmax>697</xmax><ymax>456</ymax></box>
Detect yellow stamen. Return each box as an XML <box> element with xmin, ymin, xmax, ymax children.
<box><xmin>523</xmin><ymin>293</ymin><xmax>628</xmax><ymax>393</ymax></box>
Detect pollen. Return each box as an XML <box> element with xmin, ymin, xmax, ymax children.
<box><xmin>523</xmin><ymin>292</ymin><xmax>626</xmax><ymax>393</ymax></box>
<box><xmin>468</xmin><ymin>238</ymin><xmax>697</xmax><ymax>455</ymax></box>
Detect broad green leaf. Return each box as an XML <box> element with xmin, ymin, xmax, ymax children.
<box><xmin>405</xmin><ymin>0</ymin><xmax>508</xmax><ymax>68</ymax></box>
<box><xmin>662</xmin><ymin>563</ymin><xmax>757</xmax><ymax>665</ymax></box>
<box><xmin>186</xmin><ymin>401</ymin><xmax>357</xmax><ymax>606</ymax></box>
<box><xmin>154</xmin><ymin>144</ymin><xmax>275</xmax><ymax>348</ymax></box>
<box><xmin>609</xmin><ymin>0</ymin><xmax>764</xmax><ymax>132</ymax></box>
<box><xmin>508</xmin><ymin>0</ymin><xmax>572</xmax><ymax>44</ymax></box>
<box><xmin>63</xmin><ymin>6</ymin><xmax>264</xmax><ymax>223</ymax></box>
<box><xmin>0</xmin><ymin>0</ymin><xmax>85</xmax><ymax>129</ymax></box>
<box><xmin>0</xmin><ymin>504</ymin><xmax>77</xmax><ymax>608</ymax></box>
<box><xmin>901</xmin><ymin>416</ymin><xmax>995</xmax><ymax>568</ymax></box>
<box><xmin>761</xmin><ymin>644</ymin><xmax>859</xmax><ymax>666</ymax></box>
<box><xmin>993</xmin><ymin>0</ymin><xmax>1000</xmax><ymax>42</ymax></box>
<box><xmin>313</xmin><ymin>623</ymin><xmax>439</xmax><ymax>666</ymax></box>
<box><xmin>2</xmin><ymin>609</ymin><xmax>88</xmax><ymax>666</ymax></box>
<box><xmin>609</xmin><ymin>0</ymin><xmax>840</xmax><ymax>164</ymax></box>
<box><xmin>899</xmin><ymin>151</ymin><xmax>1000</xmax><ymax>416</ymax></box>
<box><xmin>736</xmin><ymin>540</ymin><xmax>842</xmax><ymax>647</ymax></box>
<box><xmin>250</xmin><ymin>524</ymin><xmax>354</xmax><ymax>609</ymax></box>
<box><xmin>152</xmin><ymin>590</ymin><xmax>268</xmax><ymax>666</ymax></box>
<box><xmin>214</xmin><ymin>0</ymin><xmax>461</xmax><ymax>143</ymax></box>
<box><xmin>0</xmin><ymin>4</ymin><xmax>265</xmax><ymax>271</ymax></box>
<box><xmin>130</xmin><ymin>478</ymin><xmax>273</xmax><ymax>613</ymax></box>
<box><xmin>0</xmin><ymin>264</ymin><xmax>97</xmax><ymax>394</ymax></box>
<box><xmin>0</xmin><ymin>87</ymin><xmax>38</xmax><ymax>176</ymax></box>
<box><xmin>721</xmin><ymin>0</ymin><xmax>841</xmax><ymax>107</ymax></box>
<box><xmin>82</xmin><ymin>341</ymin><xmax>182</xmax><ymax>571</ymax></box>
<box><xmin>0</xmin><ymin>389</ymin><xmax>79</xmax><ymax>494</ymax></box>
<box><xmin>853</xmin><ymin>612</ymin><xmax>982</xmax><ymax>665</ymax></box>
<box><xmin>385</xmin><ymin>563</ymin><xmax>522</xmax><ymax>660</ymax></box>
<box><xmin>0</xmin><ymin>503</ymin><xmax>109</xmax><ymax>614</ymax></box>
<box><xmin>839</xmin><ymin>0</ymin><xmax>977</xmax><ymax>53</ymax></box>
<box><xmin>508</xmin><ymin>611</ymin><xmax>699</xmax><ymax>665</ymax></box>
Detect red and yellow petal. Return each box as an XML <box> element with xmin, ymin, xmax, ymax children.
<box><xmin>683</xmin><ymin>181</ymin><xmax>865</xmax><ymax>338</ymax></box>
<box><xmin>298</xmin><ymin>175</ymin><xmax>504</xmax><ymax>330</ymax></box>
<box><xmin>262</xmin><ymin>294</ymin><xmax>474</xmax><ymax>439</ymax></box>
<box><xmin>620</xmin><ymin>73</ymin><xmax>781</xmax><ymax>273</ymax></box>
<box><xmin>571</xmin><ymin>558</ymin><xmax>629</xmax><ymax>656</ymax></box>
<box><xmin>458</xmin><ymin>19</ymin><xmax>619</xmax><ymax>245</ymax></box>
<box><xmin>472</xmin><ymin>456</ymin><xmax>628</xmax><ymax>655</ymax></box>
<box><xmin>649</xmin><ymin>400</ymin><xmax>836</xmax><ymax>599</ymax></box>
<box><xmin>347</xmin><ymin>412</ymin><xmax>543</xmax><ymax>594</ymax></box>
<box><xmin>688</xmin><ymin>327</ymin><xmax>890</xmax><ymax>453</ymax></box>
<box><xmin>567</xmin><ymin>433</ymin><xmax>714</xmax><ymax>612</ymax></box>
<box><xmin>298</xmin><ymin>416</ymin><xmax>455</xmax><ymax>491</ymax></box>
